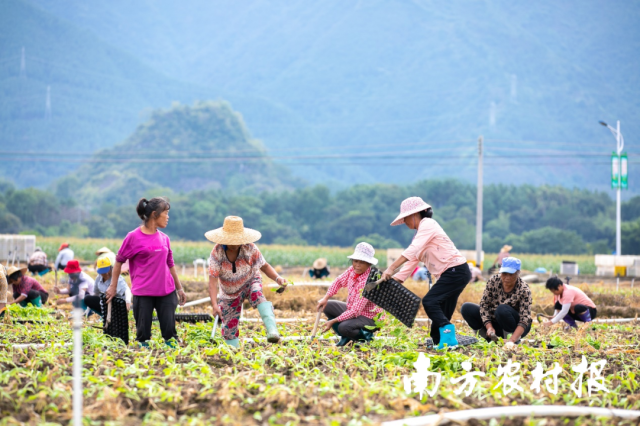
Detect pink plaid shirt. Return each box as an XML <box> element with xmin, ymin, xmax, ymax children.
<box><xmin>326</xmin><ymin>266</ymin><xmax>383</xmax><ymax>322</ymax></box>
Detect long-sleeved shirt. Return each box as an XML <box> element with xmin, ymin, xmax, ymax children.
<box><xmin>94</xmin><ymin>274</ymin><xmax>132</xmax><ymax>303</ymax></box>
<box><xmin>29</xmin><ymin>251</ymin><xmax>48</xmax><ymax>266</ymax></box>
<box><xmin>325</xmin><ymin>266</ymin><xmax>383</xmax><ymax>322</ymax></box>
<box><xmin>54</xmin><ymin>248</ymin><xmax>74</xmax><ymax>269</ymax></box>
<box><xmin>395</xmin><ymin>218</ymin><xmax>467</xmax><ymax>282</ymax></box>
<box><xmin>479</xmin><ymin>274</ymin><xmax>532</xmax><ymax>329</ymax></box>
<box><xmin>116</xmin><ymin>228</ymin><xmax>175</xmax><ymax>297</ymax></box>
<box><xmin>59</xmin><ymin>271</ymin><xmax>94</xmax><ymax>303</ymax></box>
<box><xmin>550</xmin><ymin>284</ymin><xmax>596</xmax><ymax>323</ymax></box>
<box><xmin>12</xmin><ymin>276</ymin><xmax>48</xmax><ymax>298</ymax></box>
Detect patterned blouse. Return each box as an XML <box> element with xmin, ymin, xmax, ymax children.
<box><xmin>479</xmin><ymin>274</ymin><xmax>532</xmax><ymax>329</ymax></box>
<box><xmin>325</xmin><ymin>266</ymin><xmax>384</xmax><ymax>322</ymax></box>
<box><xmin>208</xmin><ymin>243</ymin><xmax>266</xmax><ymax>300</ymax></box>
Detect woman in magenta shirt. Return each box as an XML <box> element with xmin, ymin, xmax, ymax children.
<box><xmin>106</xmin><ymin>197</ymin><xmax>186</xmax><ymax>347</ymax></box>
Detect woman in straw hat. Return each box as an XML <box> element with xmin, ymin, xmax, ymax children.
<box><xmin>317</xmin><ymin>242</ymin><xmax>384</xmax><ymax>346</ymax></box>
<box><xmin>205</xmin><ymin>216</ymin><xmax>288</xmax><ymax>348</ymax></box>
<box><xmin>106</xmin><ymin>197</ymin><xmax>187</xmax><ymax>348</ymax></box>
<box><xmin>491</xmin><ymin>245</ymin><xmax>512</xmax><ymax>270</ymax></box>
<box><xmin>7</xmin><ymin>265</ymin><xmax>49</xmax><ymax>307</ymax></box>
<box><xmin>381</xmin><ymin>196</ymin><xmax>471</xmax><ymax>350</ymax></box>
<box><xmin>309</xmin><ymin>258</ymin><xmax>330</xmax><ymax>279</ymax></box>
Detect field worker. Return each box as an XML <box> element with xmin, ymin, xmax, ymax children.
<box><xmin>54</xmin><ymin>260</ymin><xmax>95</xmax><ymax>307</ymax></box>
<box><xmin>0</xmin><ymin>265</ymin><xmax>8</xmax><ymax>317</ymax></box>
<box><xmin>468</xmin><ymin>262</ymin><xmax>483</xmax><ymax>283</ymax></box>
<box><xmin>382</xmin><ymin>197</ymin><xmax>470</xmax><ymax>349</ymax></box>
<box><xmin>412</xmin><ymin>264</ymin><xmax>432</xmax><ymax>285</ymax></box>
<box><xmin>95</xmin><ymin>247</ymin><xmax>116</xmax><ymax>268</ymax></box>
<box><xmin>491</xmin><ymin>245</ymin><xmax>512</xmax><ymax>270</ymax></box>
<box><xmin>7</xmin><ymin>266</ymin><xmax>49</xmax><ymax>307</ymax></box>
<box><xmin>461</xmin><ymin>257</ymin><xmax>532</xmax><ymax>346</ymax></box>
<box><xmin>206</xmin><ymin>216</ymin><xmax>288</xmax><ymax>348</ymax></box>
<box><xmin>54</xmin><ymin>242</ymin><xmax>74</xmax><ymax>271</ymax></box>
<box><xmin>309</xmin><ymin>258</ymin><xmax>330</xmax><ymax>279</ymax></box>
<box><xmin>317</xmin><ymin>242</ymin><xmax>383</xmax><ymax>346</ymax></box>
<box><xmin>28</xmin><ymin>247</ymin><xmax>49</xmax><ymax>275</ymax></box>
<box><xmin>106</xmin><ymin>197</ymin><xmax>186</xmax><ymax>348</ymax></box>
<box><xmin>84</xmin><ymin>257</ymin><xmax>132</xmax><ymax>316</ymax></box>
<box><xmin>543</xmin><ymin>276</ymin><xmax>597</xmax><ymax>328</ymax></box>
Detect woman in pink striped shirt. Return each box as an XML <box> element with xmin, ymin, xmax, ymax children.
<box><xmin>382</xmin><ymin>197</ymin><xmax>471</xmax><ymax>350</ymax></box>
<box><xmin>317</xmin><ymin>242</ymin><xmax>383</xmax><ymax>346</ymax></box>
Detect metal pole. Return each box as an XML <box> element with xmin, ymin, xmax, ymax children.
<box><xmin>617</xmin><ymin>277</ymin><xmax>620</xmax><ymax>291</ymax></box>
<box><xmin>616</xmin><ymin>120</ymin><xmax>622</xmax><ymax>257</ymax></box>
<box><xmin>72</xmin><ymin>307</ymin><xmax>83</xmax><ymax>426</ymax></box>
<box><xmin>476</xmin><ymin>135</ymin><xmax>483</xmax><ymax>270</ymax></box>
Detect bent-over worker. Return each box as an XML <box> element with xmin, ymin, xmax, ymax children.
<box><xmin>543</xmin><ymin>276</ymin><xmax>597</xmax><ymax>328</ymax></box>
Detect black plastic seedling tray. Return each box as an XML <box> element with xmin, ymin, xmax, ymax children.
<box><xmin>362</xmin><ymin>267</ymin><xmax>422</xmax><ymax>328</ymax></box>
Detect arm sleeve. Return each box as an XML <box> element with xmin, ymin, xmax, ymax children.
<box><xmin>252</xmin><ymin>245</ymin><xmax>266</xmax><ymax>269</ymax></box>
<box><xmin>54</xmin><ymin>252</ymin><xmax>63</xmax><ymax>269</ymax></box>
<box><xmin>121</xmin><ymin>278</ymin><xmax>132</xmax><ymax>303</ymax></box>
<box><xmin>20</xmin><ymin>278</ymin><xmax>35</xmax><ymax>297</ymax></box>
<box><xmin>208</xmin><ymin>248</ymin><xmax>221</xmax><ymax>278</ymax></box>
<box><xmin>518</xmin><ymin>285</ymin><xmax>533</xmax><ymax>328</ymax></box>
<box><xmin>394</xmin><ymin>221</ymin><xmax>435</xmax><ymax>282</ymax></box>
<box><xmin>325</xmin><ymin>270</ymin><xmax>349</xmax><ymax>298</ymax></box>
<box><xmin>333</xmin><ymin>296</ymin><xmax>367</xmax><ymax>322</ymax></box>
<box><xmin>394</xmin><ymin>258</ymin><xmax>420</xmax><ymax>282</ymax></box>
<box><xmin>479</xmin><ymin>277</ymin><xmax>497</xmax><ymax>326</ymax></box>
<box><xmin>166</xmin><ymin>236</ymin><xmax>175</xmax><ymax>269</ymax></box>
<box><xmin>115</xmin><ymin>234</ymin><xmax>133</xmax><ymax>264</ymax></box>
<box><xmin>551</xmin><ymin>303</ymin><xmax>571</xmax><ymax>323</ymax></box>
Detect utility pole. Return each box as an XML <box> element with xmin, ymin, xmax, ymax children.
<box><xmin>476</xmin><ymin>135</ymin><xmax>483</xmax><ymax>269</ymax></box>
<box><xmin>600</xmin><ymin>120</ymin><xmax>626</xmax><ymax>256</ymax></box>
<box><xmin>616</xmin><ymin>120</ymin><xmax>622</xmax><ymax>256</ymax></box>
<box><xmin>20</xmin><ymin>47</ymin><xmax>26</xmax><ymax>78</ymax></box>
<box><xmin>45</xmin><ymin>86</ymin><xmax>51</xmax><ymax>120</ymax></box>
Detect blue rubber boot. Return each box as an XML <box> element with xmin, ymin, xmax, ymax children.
<box><xmin>139</xmin><ymin>341</ymin><xmax>150</xmax><ymax>348</ymax></box>
<box><xmin>562</xmin><ymin>315</ymin><xmax>578</xmax><ymax>328</ymax></box>
<box><xmin>332</xmin><ymin>323</ymin><xmax>351</xmax><ymax>346</ymax></box>
<box><xmin>576</xmin><ymin>310</ymin><xmax>592</xmax><ymax>323</ymax></box>
<box><xmin>436</xmin><ymin>324</ymin><xmax>458</xmax><ymax>350</ymax></box>
<box><xmin>257</xmin><ymin>301</ymin><xmax>280</xmax><ymax>343</ymax></box>
<box><xmin>359</xmin><ymin>329</ymin><xmax>375</xmax><ymax>342</ymax></box>
<box><xmin>224</xmin><ymin>338</ymin><xmax>240</xmax><ymax>348</ymax></box>
<box><xmin>165</xmin><ymin>340</ymin><xmax>178</xmax><ymax>349</ymax></box>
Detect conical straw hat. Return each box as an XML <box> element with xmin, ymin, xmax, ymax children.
<box><xmin>313</xmin><ymin>258</ymin><xmax>327</xmax><ymax>269</ymax></box>
<box><xmin>205</xmin><ymin>216</ymin><xmax>262</xmax><ymax>245</ymax></box>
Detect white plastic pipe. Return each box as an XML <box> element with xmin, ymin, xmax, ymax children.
<box><xmin>593</xmin><ymin>318</ymin><xmax>638</xmax><ymax>323</ymax></box>
<box><xmin>8</xmin><ymin>342</ymin><xmax>72</xmax><ymax>349</ymax></box>
<box><xmin>381</xmin><ymin>406</ymin><xmax>640</xmax><ymax>426</ymax></box>
<box><xmin>179</xmin><ymin>297</ymin><xmax>211</xmax><ymax>308</ymax></box>
<box><xmin>72</xmin><ymin>307</ymin><xmax>83</xmax><ymax>426</ymax></box>
<box><xmin>241</xmin><ymin>318</ymin><xmax>327</xmax><ymax>323</ymax></box>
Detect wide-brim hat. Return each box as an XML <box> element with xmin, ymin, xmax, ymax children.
<box><xmin>347</xmin><ymin>242</ymin><xmax>379</xmax><ymax>266</ymax></box>
<box><xmin>205</xmin><ymin>216</ymin><xmax>262</xmax><ymax>245</ymax></box>
<box><xmin>95</xmin><ymin>246</ymin><xmax>112</xmax><ymax>255</ymax></box>
<box><xmin>500</xmin><ymin>245</ymin><xmax>513</xmax><ymax>253</ymax></box>
<box><xmin>313</xmin><ymin>258</ymin><xmax>327</xmax><ymax>269</ymax></box>
<box><xmin>6</xmin><ymin>265</ymin><xmax>27</xmax><ymax>278</ymax></box>
<box><xmin>391</xmin><ymin>196</ymin><xmax>432</xmax><ymax>226</ymax></box>
<box><xmin>64</xmin><ymin>260</ymin><xmax>82</xmax><ymax>274</ymax></box>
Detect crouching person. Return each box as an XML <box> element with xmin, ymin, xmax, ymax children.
<box><xmin>317</xmin><ymin>243</ymin><xmax>383</xmax><ymax>347</ymax></box>
<box><xmin>206</xmin><ymin>216</ymin><xmax>288</xmax><ymax>348</ymax></box>
<box><xmin>7</xmin><ymin>266</ymin><xmax>49</xmax><ymax>307</ymax></box>
<box><xmin>543</xmin><ymin>277</ymin><xmax>596</xmax><ymax>329</ymax></box>
<box><xmin>461</xmin><ymin>257</ymin><xmax>532</xmax><ymax>345</ymax></box>
<box><xmin>54</xmin><ymin>260</ymin><xmax>95</xmax><ymax>309</ymax></box>
<box><xmin>84</xmin><ymin>257</ymin><xmax>132</xmax><ymax>316</ymax></box>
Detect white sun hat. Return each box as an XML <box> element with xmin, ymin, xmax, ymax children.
<box><xmin>347</xmin><ymin>242</ymin><xmax>378</xmax><ymax>265</ymax></box>
<box><xmin>205</xmin><ymin>216</ymin><xmax>262</xmax><ymax>245</ymax></box>
<box><xmin>390</xmin><ymin>196</ymin><xmax>432</xmax><ymax>226</ymax></box>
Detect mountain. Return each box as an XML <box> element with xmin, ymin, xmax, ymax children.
<box><xmin>5</xmin><ymin>0</ymin><xmax>640</xmax><ymax>193</ymax></box>
<box><xmin>55</xmin><ymin>101</ymin><xmax>302</xmax><ymax>205</ymax></box>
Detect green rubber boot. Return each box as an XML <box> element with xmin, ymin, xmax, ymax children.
<box><xmin>28</xmin><ymin>296</ymin><xmax>43</xmax><ymax>308</ymax></box>
<box><xmin>224</xmin><ymin>338</ymin><xmax>240</xmax><ymax>348</ymax></box>
<box><xmin>332</xmin><ymin>322</ymin><xmax>351</xmax><ymax>346</ymax></box>
<box><xmin>257</xmin><ymin>302</ymin><xmax>280</xmax><ymax>343</ymax></box>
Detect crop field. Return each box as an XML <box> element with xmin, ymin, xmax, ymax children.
<box><xmin>1</xmin><ymin>271</ymin><xmax>639</xmax><ymax>425</ymax></box>
<box><xmin>35</xmin><ymin>237</ymin><xmax>597</xmax><ymax>273</ymax></box>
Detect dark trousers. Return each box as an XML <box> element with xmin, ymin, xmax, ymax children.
<box><xmin>28</xmin><ymin>264</ymin><xmax>48</xmax><ymax>274</ymax></box>
<box><xmin>133</xmin><ymin>292</ymin><xmax>178</xmax><ymax>342</ymax></box>
<box><xmin>553</xmin><ymin>301</ymin><xmax>597</xmax><ymax>321</ymax></box>
<box><xmin>423</xmin><ymin>263</ymin><xmax>471</xmax><ymax>345</ymax></box>
<box><xmin>461</xmin><ymin>302</ymin><xmax>531</xmax><ymax>340</ymax></box>
<box><xmin>323</xmin><ymin>300</ymin><xmax>376</xmax><ymax>339</ymax></box>
<box><xmin>84</xmin><ymin>295</ymin><xmax>103</xmax><ymax>316</ymax></box>
<box><xmin>13</xmin><ymin>290</ymin><xmax>49</xmax><ymax>305</ymax></box>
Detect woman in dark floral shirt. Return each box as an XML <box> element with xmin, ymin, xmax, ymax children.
<box><xmin>461</xmin><ymin>257</ymin><xmax>532</xmax><ymax>345</ymax></box>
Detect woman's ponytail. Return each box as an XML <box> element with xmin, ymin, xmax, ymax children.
<box><xmin>136</xmin><ymin>198</ymin><xmax>149</xmax><ymax>221</ymax></box>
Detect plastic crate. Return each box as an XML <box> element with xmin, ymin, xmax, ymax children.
<box><xmin>362</xmin><ymin>267</ymin><xmax>422</xmax><ymax>328</ymax></box>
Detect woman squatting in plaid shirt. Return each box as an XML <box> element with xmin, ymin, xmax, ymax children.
<box><xmin>317</xmin><ymin>242</ymin><xmax>383</xmax><ymax>346</ymax></box>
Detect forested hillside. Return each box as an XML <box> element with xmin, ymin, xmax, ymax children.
<box><xmin>2</xmin><ymin>179</ymin><xmax>640</xmax><ymax>255</ymax></box>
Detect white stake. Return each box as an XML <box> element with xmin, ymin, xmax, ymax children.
<box><xmin>211</xmin><ymin>315</ymin><xmax>219</xmax><ymax>340</ymax></box>
<box><xmin>72</xmin><ymin>307</ymin><xmax>83</xmax><ymax>426</ymax></box>
<box><xmin>632</xmin><ymin>278</ymin><xmax>635</xmax><ymax>289</ymax></box>
<box><xmin>310</xmin><ymin>311</ymin><xmax>322</xmax><ymax>338</ymax></box>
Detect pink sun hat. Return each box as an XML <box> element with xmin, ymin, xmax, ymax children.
<box><xmin>390</xmin><ymin>196</ymin><xmax>432</xmax><ymax>226</ymax></box>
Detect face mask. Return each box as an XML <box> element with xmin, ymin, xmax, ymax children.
<box><xmin>69</xmin><ymin>273</ymin><xmax>80</xmax><ymax>281</ymax></box>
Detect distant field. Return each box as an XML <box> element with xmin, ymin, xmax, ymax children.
<box><xmin>34</xmin><ymin>237</ymin><xmax>597</xmax><ymax>273</ymax></box>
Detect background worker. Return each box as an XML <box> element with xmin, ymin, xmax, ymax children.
<box><xmin>54</xmin><ymin>242</ymin><xmax>74</xmax><ymax>271</ymax></box>
<box><xmin>317</xmin><ymin>242</ymin><xmax>383</xmax><ymax>346</ymax></box>
<box><xmin>206</xmin><ymin>216</ymin><xmax>287</xmax><ymax>348</ymax></box>
<box><xmin>7</xmin><ymin>266</ymin><xmax>49</xmax><ymax>307</ymax></box>
<box><xmin>461</xmin><ymin>257</ymin><xmax>532</xmax><ymax>347</ymax></box>
<box><xmin>412</xmin><ymin>264</ymin><xmax>432</xmax><ymax>286</ymax></box>
<box><xmin>382</xmin><ymin>196</ymin><xmax>470</xmax><ymax>350</ymax></box>
<box><xmin>54</xmin><ymin>260</ymin><xmax>95</xmax><ymax>308</ymax></box>
<box><xmin>95</xmin><ymin>247</ymin><xmax>116</xmax><ymax>268</ymax></box>
<box><xmin>85</xmin><ymin>257</ymin><xmax>132</xmax><ymax>315</ymax></box>
<box><xmin>28</xmin><ymin>247</ymin><xmax>49</xmax><ymax>275</ymax></box>
<box><xmin>491</xmin><ymin>245</ymin><xmax>512</xmax><ymax>270</ymax></box>
<box><xmin>106</xmin><ymin>197</ymin><xmax>186</xmax><ymax>348</ymax></box>
<box><xmin>543</xmin><ymin>276</ymin><xmax>597</xmax><ymax>328</ymax></box>
<box><xmin>309</xmin><ymin>258</ymin><xmax>330</xmax><ymax>279</ymax></box>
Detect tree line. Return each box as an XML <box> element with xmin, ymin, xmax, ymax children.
<box><xmin>1</xmin><ymin>178</ymin><xmax>640</xmax><ymax>254</ymax></box>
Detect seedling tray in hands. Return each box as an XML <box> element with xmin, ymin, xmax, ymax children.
<box><xmin>100</xmin><ymin>295</ymin><xmax>129</xmax><ymax>345</ymax></box>
<box><xmin>362</xmin><ymin>267</ymin><xmax>422</xmax><ymax>328</ymax></box>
